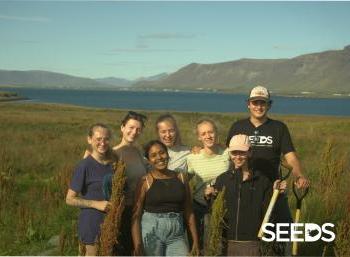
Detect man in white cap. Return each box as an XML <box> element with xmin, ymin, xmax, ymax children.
<box><xmin>225</xmin><ymin>86</ymin><xmax>309</xmax><ymax>254</ymax></box>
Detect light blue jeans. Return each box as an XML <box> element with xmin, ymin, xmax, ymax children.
<box><xmin>141</xmin><ymin>211</ymin><xmax>189</xmax><ymax>256</ymax></box>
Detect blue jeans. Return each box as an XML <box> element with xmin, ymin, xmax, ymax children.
<box><xmin>141</xmin><ymin>211</ymin><xmax>188</xmax><ymax>256</ymax></box>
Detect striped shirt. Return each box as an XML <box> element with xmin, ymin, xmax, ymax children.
<box><xmin>187</xmin><ymin>147</ymin><xmax>230</xmax><ymax>205</ymax></box>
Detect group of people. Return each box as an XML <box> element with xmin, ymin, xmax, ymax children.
<box><xmin>66</xmin><ymin>85</ymin><xmax>310</xmax><ymax>256</ymax></box>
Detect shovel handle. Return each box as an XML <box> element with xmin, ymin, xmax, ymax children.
<box><xmin>292</xmin><ymin>209</ymin><xmax>301</xmax><ymax>256</ymax></box>
<box><xmin>292</xmin><ymin>183</ymin><xmax>309</xmax><ymax>256</ymax></box>
<box><xmin>258</xmin><ymin>189</ymin><xmax>280</xmax><ymax>238</ymax></box>
<box><xmin>294</xmin><ymin>208</ymin><xmax>301</xmax><ymax>223</ymax></box>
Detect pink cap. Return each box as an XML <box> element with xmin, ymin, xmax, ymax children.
<box><xmin>228</xmin><ymin>134</ymin><xmax>251</xmax><ymax>152</ymax></box>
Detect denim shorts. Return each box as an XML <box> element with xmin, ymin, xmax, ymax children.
<box><xmin>141</xmin><ymin>211</ymin><xmax>188</xmax><ymax>256</ymax></box>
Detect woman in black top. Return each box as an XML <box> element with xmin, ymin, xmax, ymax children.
<box><xmin>205</xmin><ymin>134</ymin><xmax>287</xmax><ymax>256</ymax></box>
<box><xmin>132</xmin><ymin>140</ymin><xmax>199</xmax><ymax>256</ymax></box>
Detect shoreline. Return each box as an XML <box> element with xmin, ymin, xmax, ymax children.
<box><xmin>0</xmin><ymin>96</ymin><xmax>29</xmax><ymax>102</ymax></box>
<box><xmin>1</xmin><ymin>85</ymin><xmax>350</xmax><ymax>100</ymax></box>
<box><xmin>2</xmin><ymin>101</ymin><xmax>350</xmax><ymax>119</ymax></box>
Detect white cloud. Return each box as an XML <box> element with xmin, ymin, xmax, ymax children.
<box><xmin>139</xmin><ymin>33</ymin><xmax>196</xmax><ymax>39</ymax></box>
<box><xmin>110</xmin><ymin>48</ymin><xmax>195</xmax><ymax>53</ymax></box>
<box><xmin>0</xmin><ymin>14</ymin><xmax>50</xmax><ymax>22</ymax></box>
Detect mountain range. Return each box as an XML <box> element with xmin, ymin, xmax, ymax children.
<box><xmin>134</xmin><ymin>45</ymin><xmax>350</xmax><ymax>95</ymax></box>
<box><xmin>1</xmin><ymin>45</ymin><xmax>349</xmax><ymax>95</ymax></box>
<box><xmin>0</xmin><ymin>70</ymin><xmax>106</xmax><ymax>89</ymax></box>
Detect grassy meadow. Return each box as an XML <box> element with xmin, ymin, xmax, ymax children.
<box><xmin>0</xmin><ymin>102</ymin><xmax>349</xmax><ymax>256</ymax></box>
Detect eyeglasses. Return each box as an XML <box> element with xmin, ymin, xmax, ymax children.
<box><xmin>93</xmin><ymin>137</ymin><xmax>110</xmax><ymax>143</ymax></box>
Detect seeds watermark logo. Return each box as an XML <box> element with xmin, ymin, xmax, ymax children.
<box><xmin>261</xmin><ymin>223</ymin><xmax>336</xmax><ymax>242</ymax></box>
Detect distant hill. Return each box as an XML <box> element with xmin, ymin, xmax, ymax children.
<box><xmin>94</xmin><ymin>77</ymin><xmax>133</xmax><ymax>87</ymax></box>
<box><xmin>135</xmin><ymin>72</ymin><xmax>169</xmax><ymax>82</ymax></box>
<box><xmin>0</xmin><ymin>70</ymin><xmax>169</xmax><ymax>89</ymax></box>
<box><xmin>0</xmin><ymin>70</ymin><xmax>109</xmax><ymax>89</ymax></box>
<box><xmin>134</xmin><ymin>45</ymin><xmax>350</xmax><ymax>94</ymax></box>
<box><xmin>94</xmin><ymin>73</ymin><xmax>168</xmax><ymax>87</ymax></box>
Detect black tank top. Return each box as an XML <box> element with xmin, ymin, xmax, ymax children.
<box><xmin>144</xmin><ymin>174</ymin><xmax>185</xmax><ymax>213</ymax></box>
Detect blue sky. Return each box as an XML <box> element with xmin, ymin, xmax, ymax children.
<box><xmin>1</xmin><ymin>1</ymin><xmax>350</xmax><ymax>80</ymax></box>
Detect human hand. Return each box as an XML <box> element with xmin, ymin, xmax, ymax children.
<box><xmin>133</xmin><ymin>244</ymin><xmax>144</xmax><ymax>256</ymax></box>
<box><xmin>295</xmin><ymin>175</ymin><xmax>310</xmax><ymax>189</ymax></box>
<box><xmin>93</xmin><ymin>200</ymin><xmax>111</xmax><ymax>212</ymax></box>
<box><xmin>273</xmin><ymin>179</ymin><xmax>287</xmax><ymax>193</ymax></box>
<box><xmin>190</xmin><ymin>242</ymin><xmax>200</xmax><ymax>256</ymax></box>
<box><xmin>204</xmin><ymin>185</ymin><xmax>217</xmax><ymax>199</ymax></box>
<box><xmin>191</xmin><ymin>146</ymin><xmax>202</xmax><ymax>154</ymax></box>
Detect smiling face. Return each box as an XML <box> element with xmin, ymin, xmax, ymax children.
<box><xmin>247</xmin><ymin>99</ymin><xmax>270</xmax><ymax>120</ymax></box>
<box><xmin>88</xmin><ymin>127</ymin><xmax>111</xmax><ymax>156</ymax></box>
<box><xmin>147</xmin><ymin>143</ymin><xmax>169</xmax><ymax>171</ymax></box>
<box><xmin>121</xmin><ymin>118</ymin><xmax>143</xmax><ymax>144</ymax></box>
<box><xmin>229</xmin><ymin>150</ymin><xmax>250</xmax><ymax>169</ymax></box>
<box><xmin>157</xmin><ymin>120</ymin><xmax>177</xmax><ymax>147</ymax></box>
<box><xmin>197</xmin><ymin>121</ymin><xmax>217</xmax><ymax>149</ymax></box>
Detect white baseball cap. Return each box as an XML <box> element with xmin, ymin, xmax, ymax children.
<box><xmin>248</xmin><ymin>86</ymin><xmax>270</xmax><ymax>101</ymax></box>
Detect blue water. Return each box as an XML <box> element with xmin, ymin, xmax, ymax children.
<box><xmin>4</xmin><ymin>87</ymin><xmax>350</xmax><ymax>116</ymax></box>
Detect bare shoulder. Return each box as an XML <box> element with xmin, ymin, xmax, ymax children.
<box><xmin>176</xmin><ymin>171</ymin><xmax>188</xmax><ymax>184</ymax></box>
<box><xmin>140</xmin><ymin>173</ymin><xmax>155</xmax><ymax>190</ymax></box>
<box><xmin>113</xmin><ymin>145</ymin><xmax>121</xmax><ymax>153</ymax></box>
<box><xmin>83</xmin><ymin>149</ymin><xmax>92</xmax><ymax>159</ymax></box>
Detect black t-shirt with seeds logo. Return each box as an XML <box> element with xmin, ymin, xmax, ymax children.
<box><xmin>226</xmin><ymin>118</ymin><xmax>295</xmax><ymax>181</ymax></box>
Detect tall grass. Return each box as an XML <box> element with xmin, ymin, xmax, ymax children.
<box><xmin>0</xmin><ymin>102</ymin><xmax>349</xmax><ymax>255</ymax></box>
<box><xmin>98</xmin><ymin>161</ymin><xmax>126</xmax><ymax>256</ymax></box>
<box><xmin>204</xmin><ymin>188</ymin><xmax>227</xmax><ymax>256</ymax></box>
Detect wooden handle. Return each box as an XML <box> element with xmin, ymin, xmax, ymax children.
<box><xmin>292</xmin><ymin>209</ymin><xmax>301</xmax><ymax>255</ymax></box>
<box><xmin>258</xmin><ymin>189</ymin><xmax>280</xmax><ymax>238</ymax></box>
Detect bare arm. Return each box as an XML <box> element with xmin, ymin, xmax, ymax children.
<box><xmin>65</xmin><ymin>189</ymin><xmax>110</xmax><ymax>212</ymax></box>
<box><xmin>131</xmin><ymin>176</ymin><xmax>148</xmax><ymax>256</ymax></box>
<box><xmin>284</xmin><ymin>152</ymin><xmax>310</xmax><ymax>189</ymax></box>
<box><xmin>182</xmin><ymin>173</ymin><xmax>200</xmax><ymax>255</ymax></box>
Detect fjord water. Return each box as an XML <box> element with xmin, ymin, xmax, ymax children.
<box><xmin>5</xmin><ymin>87</ymin><xmax>350</xmax><ymax>116</ymax></box>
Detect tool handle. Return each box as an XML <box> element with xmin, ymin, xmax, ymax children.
<box><xmin>258</xmin><ymin>189</ymin><xmax>279</xmax><ymax>238</ymax></box>
<box><xmin>292</xmin><ymin>209</ymin><xmax>301</xmax><ymax>256</ymax></box>
<box><xmin>294</xmin><ymin>208</ymin><xmax>301</xmax><ymax>223</ymax></box>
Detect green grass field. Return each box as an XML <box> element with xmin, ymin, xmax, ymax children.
<box><xmin>0</xmin><ymin>102</ymin><xmax>349</xmax><ymax>256</ymax></box>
